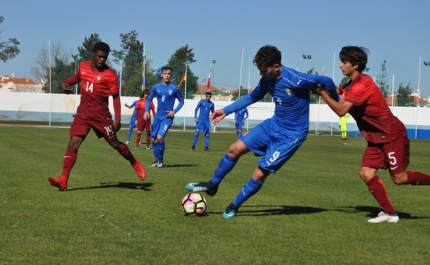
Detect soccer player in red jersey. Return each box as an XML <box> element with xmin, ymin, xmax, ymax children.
<box><xmin>134</xmin><ymin>89</ymin><xmax>156</xmax><ymax>150</ymax></box>
<box><xmin>315</xmin><ymin>46</ymin><xmax>430</xmax><ymax>223</ymax></box>
<box><xmin>48</xmin><ymin>42</ymin><xmax>146</xmax><ymax>191</ymax></box>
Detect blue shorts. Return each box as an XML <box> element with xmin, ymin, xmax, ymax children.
<box><xmin>129</xmin><ymin>118</ymin><xmax>136</xmax><ymax>129</ymax></box>
<box><xmin>235</xmin><ymin>121</ymin><xmax>244</xmax><ymax>130</ymax></box>
<box><xmin>151</xmin><ymin>117</ymin><xmax>173</xmax><ymax>139</ymax></box>
<box><xmin>240</xmin><ymin>118</ymin><xmax>305</xmax><ymax>173</ymax></box>
<box><xmin>195</xmin><ymin>120</ymin><xmax>211</xmax><ymax>135</ymax></box>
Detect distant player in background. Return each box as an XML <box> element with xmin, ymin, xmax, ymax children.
<box><xmin>185</xmin><ymin>45</ymin><xmax>339</xmax><ymax>219</ymax></box>
<box><xmin>339</xmin><ymin>113</ymin><xmax>350</xmax><ymax>140</ymax></box>
<box><xmin>191</xmin><ymin>92</ymin><xmax>215</xmax><ymax>151</ymax></box>
<box><xmin>124</xmin><ymin>100</ymin><xmax>138</xmax><ymax>145</ymax></box>
<box><xmin>48</xmin><ymin>42</ymin><xmax>146</xmax><ymax>191</ymax></box>
<box><xmin>134</xmin><ymin>89</ymin><xmax>156</xmax><ymax>150</ymax></box>
<box><xmin>144</xmin><ymin>66</ymin><xmax>184</xmax><ymax>168</ymax></box>
<box><xmin>234</xmin><ymin>107</ymin><xmax>249</xmax><ymax>138</ymax></box>
<box><xmin>315</xmin><ymin>45</ymin><xmax>430</xmax><ymax>223</ymax></box>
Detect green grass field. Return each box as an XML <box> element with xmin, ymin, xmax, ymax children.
<box><xmin>1</xmin><ymin>126</ymin><xmax>430</xmax><ymax>264</ymax></box>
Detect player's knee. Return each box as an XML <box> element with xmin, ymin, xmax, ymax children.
<box><xmin>391</xmin><ymin>172</ymin><xmax>408</xmax><ymax>185</ymax></box>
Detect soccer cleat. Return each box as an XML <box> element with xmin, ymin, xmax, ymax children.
<box><xmin>223</xmin><ymin>206</ymin><xmax>237</xmax><ymax>219</ymax></box>
<box><xmin>149</xmin><ymin>161</ymin><xmax>158</xmax><ymax>168</ymax></box>
<box><xmin>146</xmin><ymin>146</ymin><xmax>151</xmax><ymax>150</ymax></box>
<box><xmin>190</xmin><ymin>146</ymin><xmax>195</xmax><ymax>151</ymax></box>
<box><xmin>185</xmin><ymin>182</ymin><xmax>218</xmax><ymax>196</ymax></box>
<box><xmin>132</xmin><ymin>161</ymin><xmax>146</xmax><ymax>181</ymax></box>
<box><xmin>134</xmin><ymin>146</ymin><xmax>139</xmax><ymax>150</ymax></box>
<box><xmin>48</xmin><ymin>176</ymin><xmax>67</xmax><ymax>191</ymax></box>
<box><xmin>157</xmin><ymin>160</ymin><xmax>163</xmax><ymax>168</ymax></box>
<box><xmin>204</xmin><ymin>147</ymin><xmax>211</xmax><ymax>151</ymax></box>
<box><xmin>125</xmin><ymin>141</ymin><xmax>130</xmax><ymax>145</ymax></box>
<box><xmin>368</xmin><ymin>211</ymin><xmax>399</xmax><ymax>223</ymax></box>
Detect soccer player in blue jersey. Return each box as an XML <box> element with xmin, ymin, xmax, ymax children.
<box><xmin>124</xmin><ymin>100</ymin><xmax>138</xmax><ymax>144</ymax></box>
<box><xmin>191</xmin><ymin>92</ymin><xmax>215</xmax><ymax>151</ymax></box>
<box><xmin>144</xmin><ymin>66</ymin><xmax>184</xmax><ymax>168</ymax></box>
<box><xmin>185</xmin><ymin>45</ymin><xmax>339</xmax><ymax>219</ymax></box>
<box><xmin>234</xmin><ymin>107</ymin><xmax>249</xmax><ymax>138</ymax></box>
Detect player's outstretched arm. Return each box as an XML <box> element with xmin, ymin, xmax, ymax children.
<box><xmin>62</xmin><ymin>74</ymin><xmax>79</xmax><ymax>95</ymax></box>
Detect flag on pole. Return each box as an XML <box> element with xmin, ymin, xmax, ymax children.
<box><xmin>207</xmin><ymin>64</ymin><xmax>212</xmax><ymax>88</ymax></box>
<box><xmin>178</xmin><ymin>72</ymin><xmax>186</xmax><ymax>87</ymax></box>
<box><xmin>321</xmin><ymin>67</ymin><xmax>325</xmax><ymax>76</ymax></box>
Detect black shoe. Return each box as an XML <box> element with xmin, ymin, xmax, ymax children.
<box><xmin>190</xmin><ymin>146</ymin><xmax>195</xmax><ymax>151</ymax></box>
<box><xmin>204</xmin><ymin>147</ymin><xmax>211</xmax><ymax>151</ymax></box>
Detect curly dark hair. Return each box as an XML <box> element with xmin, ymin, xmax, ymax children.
<box><xmin>339</xmin><ymin>46</ymin><xmax>369</xmax><ymax>72</ymax></box>
<box><xmin>92</xmin><ymin>42</ymin><xmax>111</xmax><ymax>53</ymax></box>
<box><xmin>253</xmin><ymin>45</ymin><xmax>282</xmax><ymax>69</ymax></box>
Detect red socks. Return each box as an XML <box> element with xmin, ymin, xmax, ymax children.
<box><xmin>406</xmin><ymin>171</ymin><xmax>430</xmax><ymax>185</ymax></box>
<box><xmin>118</xmin><ymin>142</ymin><xmax>136</xmax><ymax>165</ymax></box>
<box><xmin>136</xmin><ymin>132</ymin><xmax>142</xmax><ymax>147</ymax></box>
<box><xmin>366</xmin><ymin>176</ymin><xmax>396</xmax><ymax>214</ymax></box>
<box><xmin>61</xmin><ymin>147</ymin><xmax>78</xmax><ymax>180</ymax></box>
<box><xmin>146</xmin><ymin>132</ymin><xmax>151</xmax><ymax>147</ymax></box>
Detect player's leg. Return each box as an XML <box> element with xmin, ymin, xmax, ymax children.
<box><xmin>126</xmin><ymin>120</ymin><xmax>135</xmax><ymax>144</ymax></box>
<box><xmin>49</xmin><ymin>117</ymin><xmax>89</xmax><ymax>191</ymax></box>
<box><xmin>191</xmin><ymin>126</ymin><xmax>200</xmax><ymax>151</ymax></box>
<box><xmin>145</xmin><ymin>121</ymin><xmax>151</xmax><ymax>149</ymax></box>
<box><xmin>223</xmin><ymin>127</ymin><xmax>304</xmax><ymax>219</ymax></box>
<box><xmin>360</xmin><ymin>145</ymin><xmax>398</xmax><ymax>223</ymax></box>
<box><xmin>204</xmin><ymin>120</ymin><xmax>210</xmax><ymax>151</ymax></box>
<box><xmin>96</xmin><ymin>120</ymin><xmax>146</xmax><ymax>180</ymax></box>
<box><xmin>135</xmin><ymin>121</ymin><xmax>144</xmax><ymax>150</ymax></box>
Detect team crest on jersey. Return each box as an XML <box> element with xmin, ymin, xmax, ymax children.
<box><xmin>285</xmin><ymin>88</ymin><xmax>292</xmax><ymax>95</ymax></box>
<box><xmin>169</xmin><ymin>90</ymin><xmax>173</xmax><ymax>95</ymax></box>
<box><xmin>97</xmin><ymin>75</ymin><xmax>102</xmax><ymax>82</ymax></box>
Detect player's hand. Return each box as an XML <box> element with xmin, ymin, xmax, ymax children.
<box><xmin>61</xmin><ymin>82</ymin><xmax>72</xmax><ymax>95</ymax></box>
<box><xmin>166</xmin><ymin>111</ymin><xmax>175</xmax><ymax>118</ymax></box>
<box><xmin>194</xmin><ymin>118</ymin><xmax>198</xmax><ymax>123</ymax></box>
<box><xmin>211</xmin><ymin>109</ymin><xmax>226</xmax><ymax>125</ymax></box>
<box><xmin>113</xmin><ymin>120</ymin><xmax>121</xmax><ymax>132</ymax></box>
<box><xmin>143</xmin><ymin>112</ymin><xmax>149</xmax><ymax>121</ymax></box>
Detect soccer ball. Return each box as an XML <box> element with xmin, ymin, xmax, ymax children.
<box><xmin>181</xmin><ymin>193</ymin><xmax>207</xmax><ymax>216</ymax></box>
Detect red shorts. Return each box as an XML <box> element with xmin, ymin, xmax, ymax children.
<box><xmin>361</xmin><ymin>133</ymin><xmax>410</xmax><ymax>175</ymax></box>
<box><xmin>70</xmin><ymin>116</ymin><xmax>118</xmax><ymax>142</ymax></box>
<box><xmin>137</xmin><ymin>119</ymin><xmax>151</xmax><ymax>132</ymax></box>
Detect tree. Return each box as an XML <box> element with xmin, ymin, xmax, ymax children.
<box><xmin>167</xmin><ymin>45</ymin><xmax>198</xmax><ymax>98</ymax></box>
<box><xmin>396</xmin><ymin>82</ymin><xmax>413</xmax><ymax>107</ymax></box>
<box><xmin>0</xmin><ymin>16</ymin><xmax>20</xmax><ymax>62</ymax></box>
<box><xmin>112</xmin><ymin>30</ymin><xmax>144</xmax><ymax>96</ymax></box>
<box><xmin>30</xmin><ymin>43</ymin><xmax>73</xmax><ymax>92</ymax></box>
<box><xmin>76</xmin><ymin>33</ymin><xmax>101</xmax><ymax>61</ymax></box>
<box><xmin>375</xmin><ymin>61</ymin><xmax>389</xmax><ymax>97</ymax></box>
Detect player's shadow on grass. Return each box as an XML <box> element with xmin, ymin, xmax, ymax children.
<box><xmin>161</xmin><ymin>164</ymin><xmax>199</xmax><ymax>168</ymax></box>
<box><xmin>207</xmin><ymin>205</ymin><xmax>326</xmax><ymax>216</ymax></box>
<box><xmin>67</xmin><ymin>182</ymin><xmax>153</xmax><ymax>191</ymax></box>
<box><xmin>340</xmin><ymin>206</ymin><xmax>430</xmax><ymax>220</ymax></box>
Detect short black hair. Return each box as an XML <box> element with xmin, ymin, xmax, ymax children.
<box><xmin>253</xmin><ymin>45</ymin><xmax>282</xmax><ymax>69</ymax></box>
<box><xmin>339</xmin><ymin>46</ymin><xmax>369</xmax><ymax>72</ymax></box>
<box><xmin>205</xmin><ymin>92</ymin><xmax>212</xmax><ymax>96</ymax></box>
<box><xmin>162</xmin><ymin>66</ymin><xmax>172</xmax><ymax>72</ymax></box>
<box><xmin>93</xmin><ymin>42</ymin><xmax>111</xmax><ymax>53</ymax></box>
<box><xmin>139</xmin><ymin>89</ymin><xmax>150</xmax><ymax>98</ymax></box>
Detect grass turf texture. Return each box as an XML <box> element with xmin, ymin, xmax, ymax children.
<box><xmin>1</xmin><ymin>126</ymin><xmax>430</xmax><ymax>264</ymax></box>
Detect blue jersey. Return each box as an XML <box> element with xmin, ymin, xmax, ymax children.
<box><xmin>224</xmin><ymin>66</ymin><xmax>338</xmax><ymax>140</ymax></box>
<box><xmin>234</xmin><ymin>108</ymin><xmax>248</xmax><ymax>122</ymax></box>
<box><xmin>146</xmin><ymin>82</ymin><xmax>184</xmax><ymax>120</ymax></box>
<box><xmin>195</xmin><ymin>99</ymin><xmax>214</xmax><ymax>121</ymax></box>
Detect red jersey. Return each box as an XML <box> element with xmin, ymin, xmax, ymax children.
<box><xmin>74</xmin><ymin>60</ymin><xmax>119</xmax><ymax>121</ymax></box>
<box><xmin>340</xmin><ymin>73</ymin><xmax>405</xmax><ymax>143</ymax></box>
<box><xmin>135</xmin><ymin>99</ymin><xmax>155</xmax><ymax>122</ymax></box>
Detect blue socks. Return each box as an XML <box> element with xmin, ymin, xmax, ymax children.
<box><xmin>204</xmin><ymin>136</ymin><xmax>209</xmax><ymax>148</ymax></box>
<box><xmin>127</xmin><ymin>129</ymin><xmax>133</xmax><ymax>141</ymax></box>
<box><xmin>209</xmin><ymin>153</ymin><xmax>238</xmax><ymax>185</ymax></box>
<box><xmin>232</xmin><ymin>177</ymin><xmax>264</xmax><ymax>208</ymax></box>
<box><xmin>192</xmin><ymin>135</ymin><xmax>198</xmax><ymax>147</ymax></box>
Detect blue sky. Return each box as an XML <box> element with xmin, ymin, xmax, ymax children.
<box><xmin>1</xmin><ymin>0</ymin><xmax>430</xmax><ymax>97</ymax></box>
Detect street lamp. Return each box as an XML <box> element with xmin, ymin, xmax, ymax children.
<box><xmin>212</xmin><ymin>60</ymin><xmax>216</xmax><ymax>89</ymax></box>
<box><xmin>302</xmin><ymin>54</ymin><xmax>311</xmax><ymax>73</ymax></box>
<box><xmin>424</xmin><ymin>61</ymin><xmax>430</xmax><ymax>104</ymax></box>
